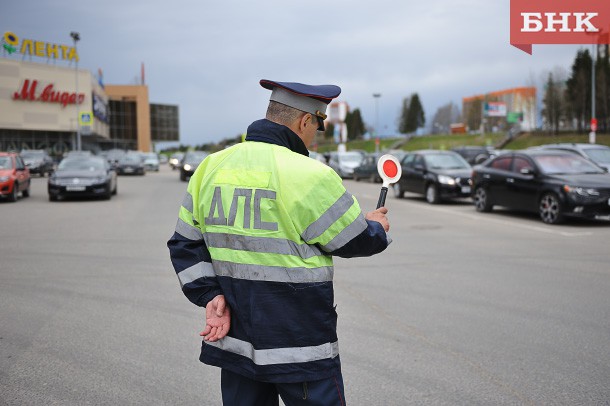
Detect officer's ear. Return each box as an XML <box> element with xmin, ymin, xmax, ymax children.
<box><xmin>298</xmin><ymin>113</ymin><xmax>313</xmax><ymax>133</ymax></box>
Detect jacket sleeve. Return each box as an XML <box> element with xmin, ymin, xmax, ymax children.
<box><xmin>167</xmin><ymin>191</ymin><xmax>222</xmax><ymax>307</ymax></box>
<box><xmin>296</xmin><ymin>168</ymin><xmax>390</xmax><ymax>258</ymax></box>
<box><xmin>327</xmin><ymin>219</ymin><xmax>389</xmax><ymax>258</ymax></box>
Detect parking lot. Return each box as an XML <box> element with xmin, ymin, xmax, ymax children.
<box><xmin>1</xmin><ymin>164</ymin><xmax>609</xmax><ymax>405</ymax></box>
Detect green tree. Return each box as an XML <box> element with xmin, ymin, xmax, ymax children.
<box><xmin>345</xmin><ymin>108</ymin><xmax>366</xmax><ymax>140</ymax></box>
<box><xmin>397</xmin><ymin>97</ymin><xmax>410</xmax><ymax>134</ymax></box>
<box><xmin>565</xmin><ymin>49</ymin><xmax>592</xmax><ymax>132</ymax></box>
<box><xmin>324</xmin><ymin>122</ymin><xmax>335</xmax><ymax>139</ymax></box>
<box><xmin>405</xmin><ymin>93</ymin><xmax>425</xmax><ymax>133</ymax></box>
<box><xmin>542</xmin><ymin>72</ymin><xmax>564</xmax><ymax>134</ymax></box>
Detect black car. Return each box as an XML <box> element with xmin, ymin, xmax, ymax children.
<box><xmin>392</xmin><ymin>150</ymin><xmax>472</xmax><ymax>204</ymax></box>
<box><xmin>531</xmin><ymin>143</ymin><xmax>610</xmax><ymax>172</ymax></box>
<box><xmin>471</xmin><ymin>150</ymin><xmax>610</xmax><ymax>224</ymax></box>
<box><xmin>20</xmin><ymin>149</ymin><xmax>54</xmax><ymax>177</ymax></box>
<box><xmin>116</xmin><ymin>154</ymin><xmax>145</xmax><ymax>175</ymax></box>
<box><xmin>48</xmin><ymin>156</ymin><xmax>117</xmax><ymax>201</ymax></box>
<box><xmin>180</xmin><ymin>151</ymin><xmax>209</xmax><ymax>181</ymax></box>
<box><xmin>451</xmin><ymin>146</ymin><xmax>497</xmax><ymax>165</ymax></box>
<box><xmin>353</xmin><ymin>153</ymin><xmax>383</xmax><ymax>183</ymax></box>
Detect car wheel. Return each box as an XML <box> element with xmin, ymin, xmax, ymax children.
<box><xmin>353</xmin><ymin>174</ymin><xmax>360</xmax><ymax>181</ymax></box>
<box><xmin>473</xmin><ymin>186</ymin><xmax>493</xmax><ymax>212</ymax></box>
<box><xmin>180</xmin><ymin>171</ymin><xmax>187</xmax><ymax>182</ymax></box>
<box><xmin>8</xmin><ymin>182</ymin><xmax>18</xmax><ymax>202</ymax></box>
<box><xmin>49</xmin><ymin>194</ymin><xmax>58</xmax><ymax>202</ymax></box>
<box><xmin>425</xmin><ymin>184</ymin><xmax>440</xmax><ymax>204</ymax></box>
<box><xmin>22</xmin><ymin>180</ymin><xmax>30</xmax><ymax>198</ymax></box>
<box><xmin>393</xmin><ymin>182</ymin><xmax>404</xmax><ymax>199</ymax></box>
<box><xmin>539</xmin><ymin>193</ymin><xmax>564</xmax><ymax>224</ymax></box>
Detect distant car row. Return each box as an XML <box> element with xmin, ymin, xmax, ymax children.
<box><xmin>1</xmin><ymin>149</ymin><xmax>169</xmax><ymax>203</ymax></box>
<box><xmin>318</xmin><ymin>143</ymin><xmax>610</xmax><ymax>225</ymax></box>
<box><xmin>387</xmin><ymin>143</ymin><xmax>610</xmax><ymax>225</ymax></box>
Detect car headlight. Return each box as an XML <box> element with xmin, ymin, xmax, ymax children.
<box><xmin>563</xmin><ymin>185</ymin><xmax>600</xmax><ymax>197</ymax></box>
<box><xmin>0</xmin><ymin>176</ymin><xmax>10</xmax><ymax>182</ymax></box>
<box><xmin>437</xmin><ymin>175</ymin><xmax>456</xmax><ymax>185</ymax></box>
<box><xmin>183</xmin><ymin>164</ymin><xmax>192</xmax><ymax>171</ymax></box>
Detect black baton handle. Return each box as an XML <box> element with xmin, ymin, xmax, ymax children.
<box><xmin>377</xmin><ymin>187</ymin><xmax>388</xmax><ymax>209</ymax></box>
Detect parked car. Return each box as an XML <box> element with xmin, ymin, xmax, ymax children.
<box><xmin>169</xmin><ymin>153</ymin><xmax>184</xmax><ymax>170</ymax></box>
<box><xmin>101</xmin><ymin>149</ymin><xmax>126</xmax><ymax>168</ymax></box>
<box><xmin>142</xmin><ymin>152</ymin><xmax>160</xmax><ymax>172</ymax></box>
<box><xmin>159</xmin><ymin>154</ymin><xmax>168</xmax><ymax>164</ymax></box>
<box><xmin>392</xmin><ymin>150</ymin><xmax>472</xmax><ymax>204</ymax></box>
<box><xmin>48</xmin><ymin>156</ymin><xmax>117</xmax><ymax>201</ymax></box>
<box><xmin>328</xmin><ymin>151</ymin><xmax>365</xmax><ymax>179</ymax></box>
<box><xmin>451</xmin><ymin>146</ymin><xmax>497</xmax><ymax>165</ymax></box>
<box><xmin>20</xmin><ymin>149</ymin><xmax>54</xmax><ymax>177</ymax></box>
<box><xmin>531</xmin><ymin>143</ymin><xmax>610</xmax><ymax>171</ymax></box>
<box><xmin>0</xmin><ymin>152</ymin><xmax>31</xmax><ymax>202</ymax></box>
<box><xmin>116</xmin><ymin>154</ymin><xmax>145</xmax><ymax>175</ymax></box>
<box><xmin>353</xmin><ymin>152</ymin><xmax>383</xmax><ymax>183</ymax></box>
<box><xmin>180</xmin><ymin>151</ymin><xmax>209</xmax><ymax>181</ymax></box>
<box><xmin>471</xmin><ymin>150</ymin><xmax>610</xmax><ymax>224</ymax></box>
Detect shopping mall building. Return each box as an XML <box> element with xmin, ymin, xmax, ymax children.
<box><xmin>0</xmin><ymin>31</ymin><xmax>179</xmax><ymax>157</ymax></box>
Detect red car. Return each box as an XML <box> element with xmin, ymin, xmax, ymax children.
<box><xmin>0</xmin><ymin>152</ymin><xmax>31</xmax><ymax>202</ymax></box>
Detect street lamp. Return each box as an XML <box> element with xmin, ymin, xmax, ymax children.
<box><xmin>373</xmin><ymin>93</ymin><xmax>381</xmax><ymax>152</ymax></box>
<box><xmin>590</xmin><ymin>42</ymin><xmax>597</xmax><ymax>144</ymax></box>
<box><xmin>70</xmin><ymin>31</ymin><xmax>81</xmax><ymax>151</ymax></box>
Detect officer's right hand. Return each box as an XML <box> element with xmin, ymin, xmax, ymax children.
<box><xmin>366</xmin><ymin>207</ymin><xmax>390</xmax><ymax>232</ymax></box>
<box><xmin>200</xmin><ymin>294</ymin><xmax>231</xmax><ymax>342</ymax></box>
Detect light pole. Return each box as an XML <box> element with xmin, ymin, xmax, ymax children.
<box><xmin>70</xmin><ymin>31</ymin><xmax>81</xmax><ymax>151</ymax></box>
<box><xmin>373</xmin><ymin>93</ymin><xmax>381</xmax><ymax>152</ymax></box>
<box><xmin>590</xmin><ymin>42</ymin><xmax>596</xmax><ymax>144</ymax></box>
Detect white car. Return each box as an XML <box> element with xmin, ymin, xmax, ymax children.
<box><xmin>142</xmin><ymin>152</ymin><xmax>160</xmax><ymax>172</ymax></box>
<box><xmin>328</xmin><ymin>151</ymin><xmax>364</xmax><ymax>179</ymax></box>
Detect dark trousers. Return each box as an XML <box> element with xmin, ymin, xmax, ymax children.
<box><xmin>220</xmin><ymin>369</ymin><xmax>346</xmax><ymax>406</ymax></box>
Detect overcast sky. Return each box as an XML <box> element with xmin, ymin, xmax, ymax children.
<box><xmin>2</xmin><ymin>0</ymin><xmax>585</xmax><ymax>147</ymax></box>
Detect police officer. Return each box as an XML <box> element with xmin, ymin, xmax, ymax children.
<box><xmin>168</xmin><ymin>79</ymin><xmax>391</xmax><ymax>405</ymax></box>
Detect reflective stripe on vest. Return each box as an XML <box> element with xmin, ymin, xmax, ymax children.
<box><xmin>181</xmin><ymin>191</ymin><xmax>194</xmax><ymax>213</ymax></box>
<box><xmin>205</xmin><ymin>232</ymin><xmax>324</xmax><ymax>259</ymax></box>
<box><xmin>175</xmin><ymin>218</ymin><xmax>202</xmax><ymax>241</ymax></box>
<box><xmin>301</xmin><ymin>191</ymin><xmax>355</xmax><ymax>242</ymax></box>
<box><xmin>206</xmin><ymin>336</ymin><xmax>339</xmax><ymax>365</ymax></box>
<box><xmin>177</xmin><ymin>261</ymin><xmax>215</xmax><ymax>286</ymax></box>
<box><xmin>211</xmin><ymin>259</ymin><xmax>333</xmax><ymax>283</ymax></box>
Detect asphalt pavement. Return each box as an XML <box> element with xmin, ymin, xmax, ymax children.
<box><xmin>1</xmin><ymin>165</ymin><xmax>609</xmax><ymax>405</ymax></box>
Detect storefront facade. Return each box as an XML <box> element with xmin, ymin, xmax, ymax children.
<box><xmin>0</xmin><ymin>58</ymin><xmax>109</xmax><ymax>156</ymax></box>
<box><xmin>1</xmin><ymin>30</ymin><xmax>179</xmax><ymax>156</ymax></box>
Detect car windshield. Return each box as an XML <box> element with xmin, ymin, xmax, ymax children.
<box><xmin>120</xmin><ymin>155</ymin><xmax>141</xmax><ymax>164</ymax></box>
<box><xmin>185</xmin><ymin>152</ymin><xmax>208</xmax><ymax>162</ymax></box>
<box><xmin>584</xmin><ymin>148</ymin><xmax>610</xmax><ymax>164</ymax></box>
<box><xmin>534</xmin><ymin>154</ymin><xmax>605</xmax><ymax>174</ymax></box>
<box><xmin>20</xmin><ymin>151</ymin><xmax>45</xmax><ymax>159</ymax></box>
<box><xmin>338</xmin><ymin>152</ymin><xmax>363</xmax><ymax>163</ymax></box>
<box><xmin>424</xmin><ymin>153</ymin><xmax>470</xmax><ymax>169</ymax></box>
<box><xmin>58</xmin><ymin>158</ymin><xmax>105</xmax><ymax>171</ymax></box>
<box><xmin>0</xmin><ymin>156</ymin><xmax>13</xmax><ymax>169</ymax></box>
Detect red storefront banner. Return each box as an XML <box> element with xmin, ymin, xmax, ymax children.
<box><xmin>510</xmin><ymin>0</ymin><xmax>610</xmax><ymax>54</ymax></box>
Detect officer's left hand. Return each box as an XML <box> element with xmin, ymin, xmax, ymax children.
<box><xmin>200</xmin><ymin>294</ymin><xmax>231</xmax><ymax>342</ymax></box>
